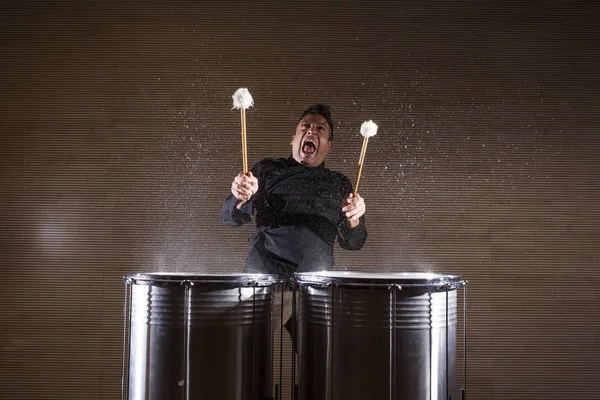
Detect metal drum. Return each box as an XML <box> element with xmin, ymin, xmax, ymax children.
<box><xmin>294</xmin><ymin>271</ymin><xmax>466</xmax><ymax>400</ymax></box>
<box><xmin>121</xmin><ymin>272</ymin><xmax>281</xmax><ymax>400</ymax></box>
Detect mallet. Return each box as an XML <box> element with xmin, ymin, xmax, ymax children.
<box><xmin>232</xmin><ymin>88</ymin><xmax>254</xmax><ymax>174</ymax></box>
<box><xmin>353</xmin><ymin>120</ymin><xmax>378</xmax><ymax>196</ymax></box>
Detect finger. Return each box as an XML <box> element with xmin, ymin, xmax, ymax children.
<box><xmin>233</xmin><ymin>182</ymin><xmax>253</xmax><ymax>196</ymax></box>
<box><xmin>244</xmin><ymin>171</ymin><xmax>257</xmax><ymax>180</ymax></box>
<box><xmin>344</xmin><ymin>204</ymin><xmax>359</xmax><ymax>217</ymax></box>
<box><xmin>345</xmin><ymin>198</ymin><xmax>360</xmax><ymax>208</ymax></box>
<box><xmin>346</xmin><ymin>201</ymin><xmax>365</xmax><ymax>216</ymax></box>
<box><xmin>239</xmin><ymin>185</ymin><xmax>253</xmax><ymax>197</ymax></box>
<box><xmin>236</xmin><ymin>175</ymin><xmax>250</xmax><ymax>186</ymax></box>
<box><xmin>235</xmin><ymin>177</ymin><xmax>254</xmax><ymax>190</ymax></box>
<box><xmin>354</xmin><ymin>197</ymin><xmax>365</xmax><ymax>209</ymax></box>
<box><xmin>232</xmin><ymin>189</ymin><xmax>248</xmax><ymax>201</ymax></box>
<box><xmin>345</xmin><ymin>209</ymin><xmax>360</xmax><ymax>220</ymax></box>
<box><xmin>243</xmin><ymin>177</ymin><xmax>258</xmax><ymax>190</ymax></box>
<box><xmin>343</xmin><ymin>197</ymin><xmax>363</xmax><ymax>212</ymax></box>
<box><xmin>237</xmin><ymin>189</ymin><xmax>253</xmax><ymax>198</ymax></box>
<box><xmin>248</xmin><ymin>173</ymin><xmax>258</xmax><ymax>186</ymax></box>
<box><xmin>342</xmin><ymin>203</ymin><xmax>355</xmax><ymax>213</ymax></box>
<box><xmin>346</xmin><ymin>207</ymin><xmax>364</xmax><ymax>221</ymax></box>
<box><xmin>238</xmin><ymin>172</ymin><xmax>253</xmax><ymax>182</ymax></box>
<box><xmin>234</xmin><ymin>180</ymin><xmax>249</xmax><ymax>192</ymax></box>
<box><xmin>240</xmin><ymin>181</ymin><xmax>253</xmax><ymax>191</ymax></box>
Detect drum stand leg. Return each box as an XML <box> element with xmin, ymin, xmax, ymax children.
<box><xmin>461</xmin><ymin>284</ymin><xmax>467</xmax><ymax>400</ymax></box>
<box><xmin>446</xmin><ymin>286</ymin><xmax>449</xmax><ymax>400</ymax></box>
<box><xmin>390</xmin><ymin>285</ymin><xmax>398</xmax><ymax>400</ymax></box>
<box><xmin>184</xmin><ymin>280</ymin><xmax>193</xmax><ymax>400</ymax></box>
<box><xmin>291</xmin><ymin>281</ymin><xmax>297</xmax><ymax>400</ymax></box>
<box><xmin>330</xmin><ymin>284</ymin><xmax>335</xmax><ymax>400</ymax></box>
<box><xmin>277</xmin><ymin>283</ymin><xmax>284</xmax><ymax>400</ymax></box>
<box><xmin>121</xmin><ymin>279</ymin><xmax>132</xmax><ymax>400</ymax></box>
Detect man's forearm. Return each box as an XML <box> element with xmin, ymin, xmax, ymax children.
<box><xmin>338</xmin><ymin>216</ymin><xmax>367</xmax><ymax>250</ymax></box>
<box><xmin>222</xmin><ymin>195</ymin><xmax>252</xmax><ymax>226</ymax></box>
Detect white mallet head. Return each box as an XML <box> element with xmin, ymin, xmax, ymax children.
<box><xmin>360</xmin><ymin>120</ymin><xmax>378</xmax><ymax>137</ymax></box>
<box><xmin>232</xmin><ymin>88</ymin><xmax>254</xmax><ymax>110</ymax></box>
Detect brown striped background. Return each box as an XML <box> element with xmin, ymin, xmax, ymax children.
<box><xmin>1</xmin><ymin>0</ymin><xmax>599</xmax><ymax>399</ymax></box>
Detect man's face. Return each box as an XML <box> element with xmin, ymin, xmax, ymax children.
<box><xmin>291</xmin><ymin>114</ymin><xmax>332</xmax><ymax>167</ymax></box>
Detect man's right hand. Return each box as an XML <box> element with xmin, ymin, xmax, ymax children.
<box><xmin>231</xmin><ymin>172</ymin><xmax>258</xmax><ymax>205</ymax></box>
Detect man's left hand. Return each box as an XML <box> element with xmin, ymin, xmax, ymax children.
<box><xmin>342</xmin><ymin>193</ymin><xmax>366</xmax><ymax>227</ymax></box>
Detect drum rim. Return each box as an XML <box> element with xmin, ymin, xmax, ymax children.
<box><xmin>294</xmin><ymin>270</ymin><xmax>466</xmax><ymax>289</ymax></box>
<box><xmin>124</xmin><ymin>272</ymin><xmax>282</xmax><ymax>286</ymax></box>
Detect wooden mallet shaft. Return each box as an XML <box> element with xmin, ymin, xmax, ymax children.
<box><xmin>241</xmin><ymin>108</ymin><xmax>248</xmax><ymax>174</ymax></box>
<box><xmin>347</xmin><ymin>119</ymin><xmax>378</xmax><ymax>225</ymax></box>
<box><xmin>353</xmin><ymin>136</ymin><xmax>370</xmax><ymax>196</ymax></box>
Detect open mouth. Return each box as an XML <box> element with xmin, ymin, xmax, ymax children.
<box><xmin>302</xmin><ymin>138</ymin><xmax>317</xmax><ymax>155</ymax></box>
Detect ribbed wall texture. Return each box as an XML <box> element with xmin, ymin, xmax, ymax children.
<box><xmin>1</xmin><ymin>0</ymin><xmax>599</xmax><ymax>399</ymax></box>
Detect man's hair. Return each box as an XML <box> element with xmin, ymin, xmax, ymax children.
<box><xmin>298</xmin><ymin>104</ymin><xmax>334</xmax><ymax>140</ymax></box>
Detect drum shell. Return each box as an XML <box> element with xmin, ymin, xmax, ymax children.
<box><xmin>126</xmin><ymin>275</ymin><xmax>278</xmax><ymax>400</ymax></box>
<box><xmin>296</xmin><ymin>277</ymin><xmax>459</xmax><ymax>400</ymax></box>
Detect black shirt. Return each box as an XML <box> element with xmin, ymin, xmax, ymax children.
<box><xmin>222</xmin><ymin>156</ymin><xmax>367</xmax><ymax>273</ymax></box>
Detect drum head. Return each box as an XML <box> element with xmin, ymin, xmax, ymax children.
<box><xmin>294</xmin><ymin>271</ymin><xmax>466</xmax><ymax>290</ymax></box>
<box><xmin>124</xmin><ymin>272</ymin><xmax>281</xmax><ymax>286</ymax></box>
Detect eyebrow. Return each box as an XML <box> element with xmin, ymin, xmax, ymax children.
<box><xmin>300</xmin><ymin>120</ymin><xmax>330</xmax><ymax>132</ymax></box>
<box><xmin>301</xmin><ymin>120</ymin><xmax>327</xmax><ymax>127</ymax></box>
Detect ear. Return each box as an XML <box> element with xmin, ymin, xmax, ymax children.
<box><xmin>291</xmin><ymin>134</ymin><xmax>295</xmax><ymax>145</ymax></box>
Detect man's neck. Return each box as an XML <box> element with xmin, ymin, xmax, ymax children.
<box><xmin>288</xmin><ymin>155</ymin><xmax>325</xmax><ymax>168</ymax></box>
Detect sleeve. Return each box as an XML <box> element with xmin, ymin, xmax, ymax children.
<box><xmin>221</xmin><ymin>161</ymin><xmax>263</xmax><ymax>227</ymax></box>
<box><xmin>221</xmin><ymin>194</ymin><xmax>253</xmax><ymax>226</ymax></box>
<box><xmin>337</xmin><ymin>215</ymin><xmax>367</xmax><ymax>250</ymax></box>
<box><xmin>336</xmin><ymin>177</ymin><xmax>368</xmax><ymax>250</ymax></box>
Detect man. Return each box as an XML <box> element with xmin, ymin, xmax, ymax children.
<box><xmin>221</xmin><ymin>104</ymin><xmax>367</xmax><ymax>275</ymax></box>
